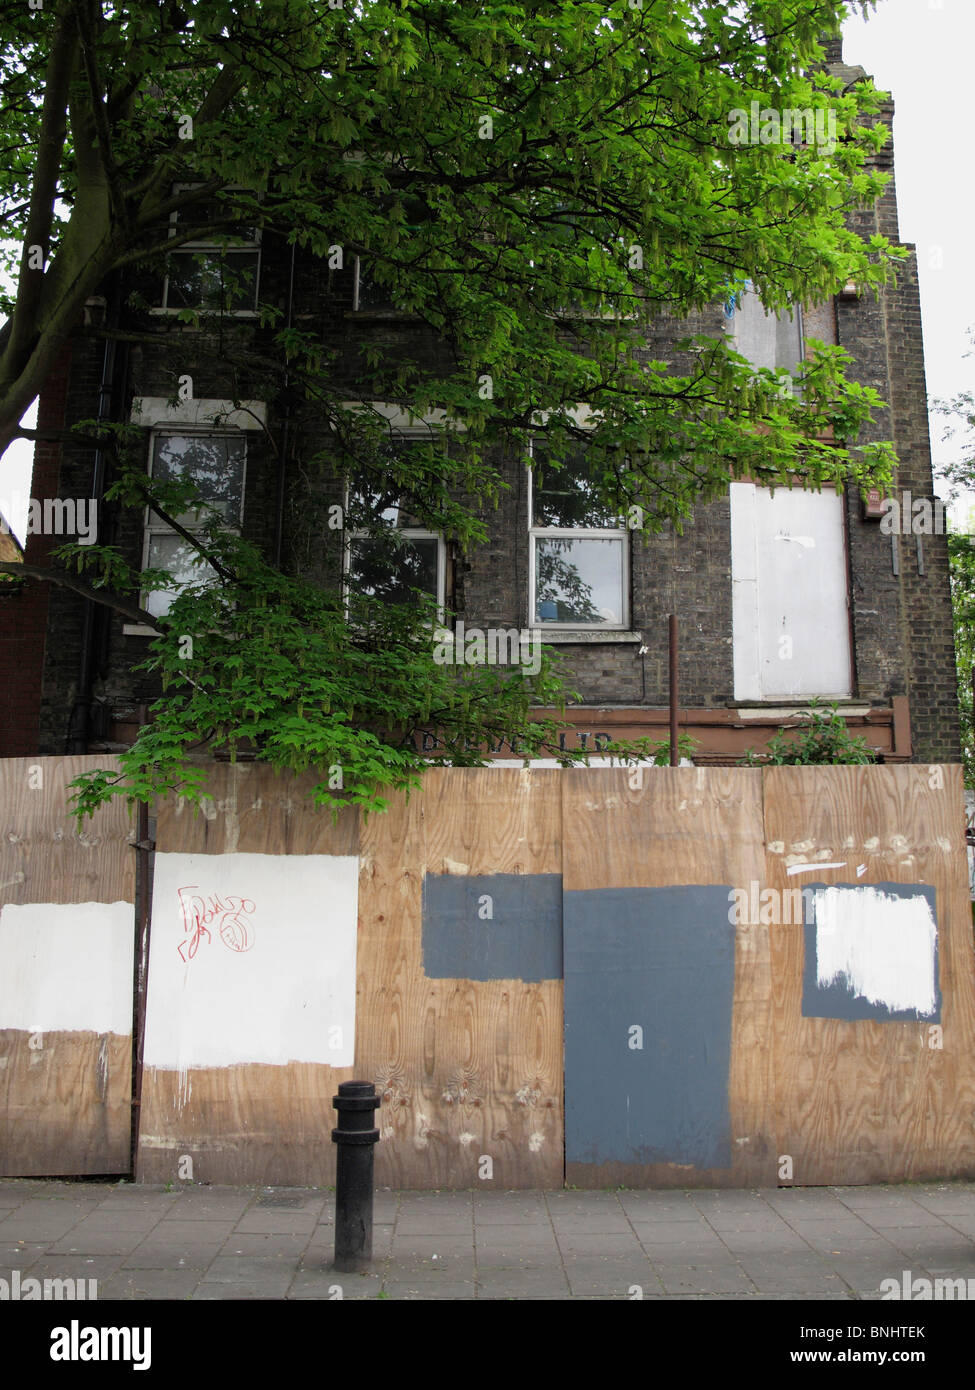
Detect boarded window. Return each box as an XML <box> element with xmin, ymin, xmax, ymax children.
<box><xmin>730</xmin><ymin>482</ymin><xmax>850</xmax><ymax>700</ymax></box>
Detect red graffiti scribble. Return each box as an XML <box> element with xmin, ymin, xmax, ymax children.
<box><xmin>177</xmin><ymin>886</ymin><xmax>256</xmax><ymax>962</ymax></box>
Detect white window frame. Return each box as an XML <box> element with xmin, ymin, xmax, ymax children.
<box><xmin>152</xmin><ymin>184</ymin><xmax>261</xmax><ymax>317</ymax></box>
<box><xmin>527</xmin><ymin>439</ymin><xmax>629</xmax><ymax>631</ymax></box>
<box><xmin>353</xmin><ymin>255</ymin><xmax>394</xmax><ymax>313</ymax></box>
<box><xmin>129</xmin><ymin>429</ymin><xmax>247</xmax><ymax>630</ymax></box>
<box><xmin>343</xmin><ymin>431</ymin><xmax>447</xmax><ymax>617</ymax></box>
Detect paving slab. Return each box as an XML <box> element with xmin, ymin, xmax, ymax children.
<box><xmin>5</xmin><ymin>1178</ymin><xmax>975</xmax><ymax>1302</ymax></box>
<box><xmin>97</xmin><ymin>1269</ymin><xmax>204</xmax><ymax>1300</ymax></box>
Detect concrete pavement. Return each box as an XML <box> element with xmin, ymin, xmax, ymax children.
<box><xmin>3</xmin><ymin>1178</ymin><xmax>975</xmax><ymax>1300</ymax></box>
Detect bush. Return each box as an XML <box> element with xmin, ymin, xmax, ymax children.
<box><xmin>741</xmin><ymin>700</ymin><xmax>876</xmax><ymax>766</ymax></box>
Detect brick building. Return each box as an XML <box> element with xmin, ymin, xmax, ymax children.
<box><xmin>0</xmin><ymin>38</ymin><xmax>961</xmax><ymax>770</ymax></box>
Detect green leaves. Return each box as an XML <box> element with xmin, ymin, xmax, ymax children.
<box><xmin>740</xmin><ymin>701</ymin><xmax>876</xmax><ymax>766</ymax></box>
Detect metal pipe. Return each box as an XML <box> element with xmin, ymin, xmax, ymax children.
<box><xmin>66</xmin><ymin>305</ymin><xmax>118</xmax><ymax>753</ymax></box>
<box><xmin>130</xmin><ymin>799</ymin><xmax>154</xmax><ymax>1177</ymax></box>
<box><xmin>273</xmin><ymin>240</ymin><xmax>297</xmax><ymax>570</ymax></box>
<box><xmin>669</xmin><ymin>613</ymin><xmax>679</xmax><ymax>765</ymax></box>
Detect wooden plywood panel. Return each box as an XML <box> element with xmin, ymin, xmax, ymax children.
<box><xmin>138</xmin><ymin>1063</ymin><xmax>353</xmax><ymax>1186</ymax></box>
<box><xmin>561</xmin><ymin>767</ymin><xmax>774</xmax><ymax>1189</ymax></box>
<box><xmin>357</xmin><ymin>768</ymin><xmax>563</xmax><ymax>1190</ymax></box>
<box><xmin>0</xmin><ymin>757</ymin><xmax>135</xmax><ymax>1175</ymax></box>
<box><xmin>0</xmin><ymin>1030</ymin><xmax>131</xmax><ymax>1175</ymax></box>
<box><xmin>153</xmin><ymin>762</ymin><xmax>357</xmax><ymax>857</ymax></box>
<box><xmin>765</xmin><ymin>764</ymin><xmax>975</xmax><ymax>1185</ymax></box>
<box><xmin>138</xmin><ymin>764</ymin><xmax>359</xmax><ymax>1186</ymax></box>
<box><xmin>0</xmin><ymin>756</ymin><xmax>133</xmax><ymax>906</ymax></box>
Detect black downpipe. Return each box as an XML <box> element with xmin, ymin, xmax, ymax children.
<box><xmin>273</xmin><ymin>240</ymin><xmax>297</xmax><ymax>570</ymax></box>
<box><xmin>66</xmin><ymin>280</ymin><xmax>121</xmax><ymax>753</ymax></box>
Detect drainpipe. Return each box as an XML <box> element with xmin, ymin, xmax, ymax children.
<box><xmin>66</xmin><ymin>279</ymin><xmax>120</xmax><ymax>753</ymax></box>
<box><xmin>669</xmin><ymin>614</ymin><xmax>679</xmax><ymax>765</ymax></box>
<box><xmin>273</xmin><ymin>240</ymin><xmax>297</xmax><ymax>569</ymax></box>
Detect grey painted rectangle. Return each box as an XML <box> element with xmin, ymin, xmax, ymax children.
<box><xmin>422</xmin><ymin>872</ymin><xmax>562</xmax><ymax>981</ymax></box>
<box><xmin>802</xmin><ymin>881</ymin><xmax>941</xmax><ymax>1022</ymax></box>
<box><xmin>564</xmin><ymin>885</ymin><xmax>736</xmax><ymax>1170</ymax></box>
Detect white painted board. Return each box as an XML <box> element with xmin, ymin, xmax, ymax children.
<box><xmin>143</xmin><ymin>852</ymin><xmax>358</xmax><ymax>1070</ymax></box>
<box><xmin>0</xmin><ymin>901</ymin><xmax>134</xmax><ymax>1034</ymax></box>
<box><xmin>731</xmin><ymin>482</ymin><xmax>851</xmax><ymax>700</ymax></box>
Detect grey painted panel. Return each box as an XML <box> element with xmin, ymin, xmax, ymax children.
<box><xmin>564</xmin><ymin>885</ymin><xmax>736</xmax><ymax>1169</ymax></box>
<box><xmin>801</xmin><ymin>881</ymin><xmax>941</xmax><ymax>1022</ymax></box>
<box><xmin>422</xmin><ymin>872</ymin><xmax>562</xmax><ymax>982</ymax></box>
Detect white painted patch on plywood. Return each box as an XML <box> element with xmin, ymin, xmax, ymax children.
<box><xmin>787</xmin><ymin>861</ymin><xmax>846</xmax><ymax>876</ymax></box>
<box><xmin>0</xmin><ymin>901</ymin><xmax>133</xmax><ymax>1034</ymax></box>
<box><xmin>813</xmin><ymin>886</ymin><xmax>938</xmax><ymax>1015</ymax></box>
<box><xmin>143</xmin><ymin>852</ymin><xmax>358</xmax><ymax>1070</ymax></box>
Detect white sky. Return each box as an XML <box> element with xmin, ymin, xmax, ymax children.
<box><xmin>1</xmin><ymin>2</ymin><xmax>972</xmax><ymax>543</ymax></box>
<box><xmin>843</xmin><ymin>0</ymin><xmax>975</xmax><ymax>524</ymax></box>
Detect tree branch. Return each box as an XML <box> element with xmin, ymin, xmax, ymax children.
<box><xmin>2</xmin><ymin>8</ymin><xmax>77</xmax><ymax>380</ymax></box>
<box><xmin>0</xmin><ymin>560</ymin><xmax>165</xmax><ymax>630</ymax></box>
<box><xmin>71</xmin><ymin>0</ymin><xmax>129</xmax><ymax>230</ymax></box>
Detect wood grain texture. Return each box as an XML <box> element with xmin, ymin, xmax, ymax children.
<box><xmin>561</xmin><ymin>767</ymin><xmax>775</xmax><ymax>1189</ymax></box>
<box><xmin>357</xmin><ymin>768</ymin><xmax>564</xmax><ymax>1189</ymax></box>
<box><xmin>0</xmin><ymin>1031</ymin><xmax>131</xmax><ymax>1176</ymax></box>
<box><xmin>133</xmin><ymin>762</ymin><xmax>975</xmax><ymax>1189</ymax></box>
<box><xmin>764</xmin><ymin>764</ymin><xmax>975</xmax><ymax>1185</ymax></box>
<box><xmin>138</xmin><ymin>1063</ymin><xmax>354</xmax><ymax>1186</ymax></box>
<box><xmin>0</xmin><ymin>755</ymin><xmax>134</xmax><ymax>906</ymax></box>
<box><xmin>139</xmin><ymin>763</ymin><xmax>358</xmax><ymax>1185</ymax></box>
<box><xmin>154</xmin><ymin>762</ymin><xmax>358</xmax><ymax>857</ymax></box>
<box><xmin>0</xmin><ymin>757</ymin><xmax>134</xmax><ymax>1176</ymax></box>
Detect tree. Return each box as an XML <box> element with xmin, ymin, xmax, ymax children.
<box><xmin>932</xmin><ymin>331</ymin><xmax>975</xmax><ymax>504</ymax></box>
<box><xmin>946</xmin><ymin>530</ymin><xmax>975</xmax><ymax>788</ymax></box>
<box><xmin>931</xmin><ymin>330</ymin><xmax>975</xmax><ymax>788</ymax></box>
<box><xmin>0</xmin><ymin>0</ymin><xmax>904</xmax><ymax>818</ymax></box>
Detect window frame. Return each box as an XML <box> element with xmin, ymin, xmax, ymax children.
<box><xmin>527</xmin><ymin>439</ymin><xmax>630</xmax><ymax>632</ymax></box>
<box><xmin>342</xmin><ymin>431</ymin><xmax>448</xmax><ymax>617</ymax></box>
<box><xmin>152</xmin><ymin>184</ymin><xmax>262</xmax><ymax>317</ymax></box>
<box><xmin>726</xmin><ymin>281</ymin><xmax>805</xmax><ymax>393</ymax></box>
<box><xmin>138</xmin><ymin>429</ymin><xmax>248</xmax><ymax>622</ymax></box>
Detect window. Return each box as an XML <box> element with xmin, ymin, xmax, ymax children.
<box><xmin>353</xmin><ymin>257</ymin><xmax>399</xmax><ymax>313</ymax></box>
<box><xmin>142</xmin><ymin>432</ymin><xmax>246</xmax><ymax>618</ymax></box>
<box><xmin>529</xmin><ymin>443</ymin><xmax>628</xmax><ymax>629</ymax></box>
<box><xmin>345</xmin><ymin>438</ymin><xmax>446</xmax><ymax>611</ymax></box>
<box><xmin>352</xmin><ymin>196</ymin><xmax>428</xmax><ymax>313</ymax></box>
<box><xmin>729</xmin><ymin>481</ymin><xmax>850</xmax><ymax>700</ymax></box>
<box><xmin>156</xmin><ymin>189</ymin><xmax>260</xmax><ymax>314</ymax></box>
<box><xmin>727</xmin><ymin>282</ymin><xmax>803</xmax><ymax>389</ymax></box>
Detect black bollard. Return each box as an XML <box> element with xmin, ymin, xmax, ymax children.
<box><xmin>331</xmin><ymin>1080</ymin><xmax>381</xmax><ymax>1272</ymax></box>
